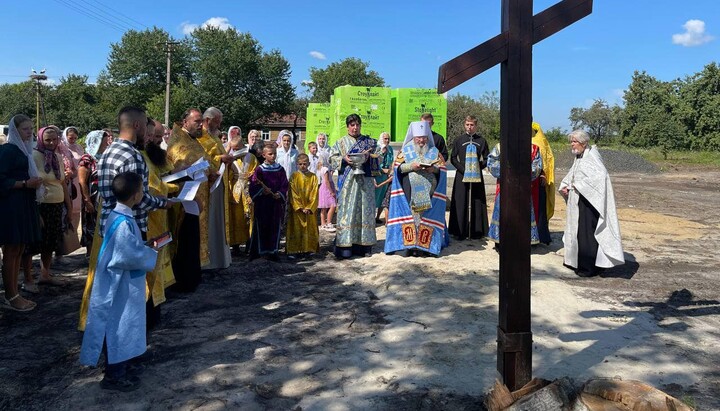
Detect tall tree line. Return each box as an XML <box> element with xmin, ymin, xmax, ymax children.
<box><xmin>570</xmin><ymin>62</ymin><xmax>720</xmax><ymax>152</ymax></box>
<box><xmin>0</xmin><ymin>27</ymin><xmax>295</xmax><ymax>133</ymax></box>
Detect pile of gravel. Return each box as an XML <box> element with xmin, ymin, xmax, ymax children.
<box><xmin>554</xmin><ymin>147</ymin><xmax>659</xmax><ymax>174</ymax></box>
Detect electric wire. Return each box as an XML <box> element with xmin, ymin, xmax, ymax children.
<box><xmin>51</xmin><ymin>0</ymin><xmax>132</xmax><ymax>33</ymax></box>
<box><xmin>57</xmin><ymin>0</ymin><xmax>134</xmax><ymax>31</ymax></box>
<box><xmin>80</xmin><ymin>0</ymin><xmax>149</xmax><ymax>30</ymax></box>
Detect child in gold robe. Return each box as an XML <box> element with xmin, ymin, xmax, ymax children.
<box><xmin>287</xmin><ymin>154</ymin><xmax>319</xmax><ymax>259</ymax></box>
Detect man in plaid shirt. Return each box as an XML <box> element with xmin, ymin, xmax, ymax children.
<box><xmin>97</xmin><ymin>106</ymin><xmax>168</xmax><ymax>235</ymax></box>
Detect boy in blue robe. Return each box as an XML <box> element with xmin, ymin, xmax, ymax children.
<box><xmin>80</xmin><ymin>172</ymin><xmax>159</xmax><ymax>391</ymax></box>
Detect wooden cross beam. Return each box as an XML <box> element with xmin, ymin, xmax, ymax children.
<box><xmin>437</xmin><ymin>0</ymin><xmax>592</xmax><ymax>391</ymax></box>
<box><xmin>437</xmin><ymin>0</ymin><xmax>593</xmax><ymax>93</ymax></box>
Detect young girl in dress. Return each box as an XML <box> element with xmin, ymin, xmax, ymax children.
<box><xmin>316</xmin><ymin>158</ymin><xmax>336</xmax><ymax>232</ymax></box>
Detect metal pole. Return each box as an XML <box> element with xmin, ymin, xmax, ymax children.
<box><xmin>35</xmin><ymin>81</ymin><xmax>40</xmax><ymax>132</ymax></box>
<box><xmin>30</xmin><ymin>74</ymin><xmax>47</xmax><ymax>131</ymax></box>
<box><xmin>164</xmin><ymin>41</ymin><xmax>172</xmax><ymax>127</ymax></box>
<box><xmin>468</xmin><ymin>181</ymin><xmax>472</xmax><ymax>237</ymax></box>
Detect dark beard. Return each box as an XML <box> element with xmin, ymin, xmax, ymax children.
<box><xmin>145</xmin><ymin>141</ymin><xmax>167</xmax><ymax>167</ymax></box>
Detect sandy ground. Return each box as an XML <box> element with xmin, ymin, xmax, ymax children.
<box><xmin>1</xmin><ymin>168</ymin><xmax>718</xmax><ymax>410</ymax></box>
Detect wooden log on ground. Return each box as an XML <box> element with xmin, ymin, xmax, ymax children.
<box><xmin>582</xmin><ymin>379</ymin><xmax>694</xmax><ymax>411</ymax></box>
<box><xmin>512</xmin><ymin>377</ymin><xmax>551</xmax><ymax>400</ymax></box>
<box><xmin>506</xmin><ymin>377</ymin><xmax>579</xmax><ymax>410</ymax></box>
<box><xmin>486</xmin><ymin>380</ymin><xmax>515</xmax><ymax>411</ymax></box>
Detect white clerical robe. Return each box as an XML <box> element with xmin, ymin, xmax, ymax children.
<box><xmin>559</xmin><ymin>146</ymin><xmax>624</xmax><ymax>269</ymax></box>
<box><xmin>80</xmin><ymin>203</ymin><xmax>158</xmax><ymax>366</ymax></box>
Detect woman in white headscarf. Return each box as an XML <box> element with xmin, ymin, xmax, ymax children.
<box><xmin>276</xmin><ymin>129</ymin><xmax>298</xmax><ymax>181</ymax></box>
<box><xmin>77</xmin><ymin>130</ymin><xmax>112</xmax><ymax>256</ymax></box>
<box><xmin>61</xmin><ymin>127</ymin><xmax>83</xmax><ymax>232</ymax></box>
<box><xmin>0</xmin><ymin>115</ymin><xmax>44</xmax><ymax>311</ymax></box>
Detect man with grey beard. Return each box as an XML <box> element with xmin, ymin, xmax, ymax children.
<box><xmin>384</xmin><ymin>121</ymin><xmax>449</xmax><ymax>257</ymax></box>
<box><xmin>197</xmin><ymin>107</ymin><xmax>232</xmax><ymax>270</ymax></box>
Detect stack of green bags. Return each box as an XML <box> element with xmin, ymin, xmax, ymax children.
<box><xmin>391</xmin><ymin>88</ymin><xmax>447</xmax><ymax>142</ymax></box>
<box><xmin>304</xmin><ymin>86</ymin><xmax>447</xmax><ymax>148</ymax></box>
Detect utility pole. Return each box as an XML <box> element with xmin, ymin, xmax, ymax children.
<box><xmin>160</xmin><ymin>41</ymin><xmax>181</xmax><ymax>127</ymax></box>
<box><xmin>30</xmin><ymin>71</ymin><xmax>48</xmax><ymax>131</ymax></box>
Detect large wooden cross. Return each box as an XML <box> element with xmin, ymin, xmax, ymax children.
<box><xmin>437</xmin><ymin>0</ymin><xmax>592</xmax><ymax>390</ymax></box>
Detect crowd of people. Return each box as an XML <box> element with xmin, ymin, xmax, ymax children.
<box><xmin>0</xmin><ymin>107</ymin><xmax>625</xmax><ymax>391</ymax></box>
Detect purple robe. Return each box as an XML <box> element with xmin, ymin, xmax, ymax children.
<box><xmin>248</xmin><ymin>162</ymin><xmax>289</xmax><ymax>256</ymax></box>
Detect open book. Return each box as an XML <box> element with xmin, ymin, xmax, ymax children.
<box><xmin>418</xmin><ymin>158</ymin><xmax>440</xmax><ymax>168</ymax></box>
<box><xmin>147</xmin><ymin>231</ymin><xmax>172</xmax><ymax>249</ymax></box>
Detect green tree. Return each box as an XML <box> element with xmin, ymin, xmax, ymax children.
<box><xmin>191</xmin><ymin>27</ymin><xmax>295</xmax><ymax>128</ymax></box>
<box><xmin>544</xmin><ymin>126</ymin><xmax>568</xmax><ymax>142</ymax></box>
<box><xmin>102</xmin><ymin>28</ymin><xmax>192</xmax><ymax>108</ymax></box>
<box><xmin>621</xmin><ymin>71</ymin><xmax>687</xmax><ymax>152</ymax></box>
<box><xmin>678</xmin><ymin>62</ymin><xmax>720</xmax><ymax>150</ymax></box>
<box><xmin>307</xmin><ymin>58</ymin><xmax>385</xmax><ymax>102</ymax></box>
<box><xmin>0</xmin><ymin>81</ymin><xmax>37</xmax><ymax>123</ymax></box>
<box><xmin>145</xmin><ymin>78</ymin><xmax>201</xmax><ymax>125</ymax></box>
<box><xmin>446</xmin><ymin>91</ymin><xmax>500</xmax><ymax>151</ymax></box>
<box><xmin>569</xmin><ymin>98</ymin><xmax>621</xmax><ymax>144</ymax></box>
<box><xmin>44</xmin><ymin>75</ymin><xmax>103</xmax><ymax>133</ymax></box>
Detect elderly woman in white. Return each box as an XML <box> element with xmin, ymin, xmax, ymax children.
<box><xmin>559</xmin><ymin>130</ymin><xmax>624</xmax><ymax>277</ymax></box>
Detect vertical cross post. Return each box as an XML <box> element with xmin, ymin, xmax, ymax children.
<box><xmin>497</xmin><ymin>0</ymin><xmax>533</xmax><ymax>391</ymax></box>
<box><xmin>437</xmin><ymin>0</ymin><xmax>593</xmax><ymax>392</ymax></box>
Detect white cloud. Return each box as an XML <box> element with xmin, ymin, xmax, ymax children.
<box><xmin>180</xmin><ymin>22</ymin><xmax>199</xmax><ymax>35</ymax></box>
<box><xmin>203</xmin><ymin>17</ymin><xmax>233</xmax><ymax>30</ymax></box>
<box><xmin>672</xmin><ymin>19</ymin><xmax>714</xmax><ymax>47</ymax></box>
<box><xmin>181</xmin><ymin>17</ymin><xmax>233</xmax><ymax>35</ymax></box>
<box><xmin>309</xmin><ymin>51</ymin><xmax>326</xmax><ymax>60</ymax></box>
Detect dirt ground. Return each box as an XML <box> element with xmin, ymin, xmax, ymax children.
<box><xmin>1</xmin><ymin>167</ymin><xmax>719</xmax><ymax>410</ymax></box>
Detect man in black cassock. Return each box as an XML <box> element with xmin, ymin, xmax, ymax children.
<box><xmin>420</xmin><ymin>113</ymin><xmax>448</xmax><ymax>162</ymax></box>
<box><xmin>448</xmin><ymin>115</ymin><xmax>490</xmax><ymax>240</ymax></box>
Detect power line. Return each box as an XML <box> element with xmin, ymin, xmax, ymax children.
<box><xmin>59</xmin><ymin>0</ymin><xmax>135</xmax><ymax>31</ymax></box>
<box><xmin>51</xmin><ymin>0</ymin><xmax>131</xmax><ymax>33</ymax></box>
<box><xmin>82</xmin><ymin>0</ymin><xmax>149</xmax><ymax>30</ymax></box>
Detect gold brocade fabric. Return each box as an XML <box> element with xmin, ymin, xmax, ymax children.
<box><xmin>142</xmin><ymin>151</ymin><xmax>179</xmax><ymax>306</ymax></box>
<box><xmin>166</xmin><ymin>124</ymin><xmax>212</xmax><ymax>266</ymax></box>
<box><xmin>286</xmin><ymin>170</ymin><xmax>320</xmax><ymax>254</ymax></box>
<box><xmin>227</xmin><ymin>154</ymin><xmax>257</xmax><ymax>246</ymax></box>
<box><xmin>78</xmin><ymin>210</ymin><xmax>102</xmax><ymax>331</ymax></box>
<box><xmin>532</xmin><ymin>125</ymin><xmax>556</xmax><ymax>219</ymax></box>
<box><xmin>197</xmin><ymin>129</ymin><xmax>232</xmax><ymax>242</ymax></box>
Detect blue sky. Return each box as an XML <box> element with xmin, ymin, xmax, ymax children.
<box><xmin>2</xmin><ymin>0</ymin><xmax>718</xmax><ymax>130</ymax></box>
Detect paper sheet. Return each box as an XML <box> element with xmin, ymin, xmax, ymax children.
<box><xmin>168</xmin><ymin>197</ymin><xmax>200</xmax><ymax>215</ymax></box>
<box><xmin>210</xmin><ymin>163</ymin><xmax>226</xmax><ymax>193</ymax></box>
<box><xmin>181</xmin><ymin>200</ymin><xmax>199</xmax><ymax>215</ymax></box>
<box><xmin>161</xmin><ymin>157</ymin><xmax>210</xmax><ymax>183</ymax></box>
<box><xmin>176</xmin><ymin>180</ymin><xmax>201</xmax><ymax>201</ymax></box>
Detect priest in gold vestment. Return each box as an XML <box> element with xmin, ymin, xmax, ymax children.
<box><xmin>197</xmin><ymin>107</ymin><xmax>232</xmax><ymax>269</ymax></box>
<box><xmin>141</xmin><ymin>119</ymin><xmax>180</xmax><ymax>308</ymax></box>
<box><xmin>165</xmin><ymin>109</ymin><xmax>211</xmax><ymax>291</ymax></box>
